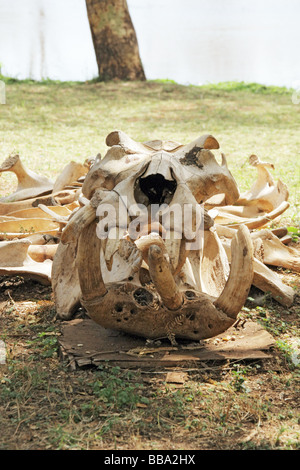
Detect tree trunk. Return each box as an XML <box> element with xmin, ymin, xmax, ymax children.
<box><xmin>85</xmin><ymin>0</ymin><xmax>146</xmax><ymax>81</ymax></box>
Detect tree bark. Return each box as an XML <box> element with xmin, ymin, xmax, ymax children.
<box><xmin>85</xmin><ymin>0</ymin><xmax>146</xmax><ymax>81</ymax></box>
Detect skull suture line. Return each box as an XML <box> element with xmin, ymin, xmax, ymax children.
<box><xmin>52</xmin><ymin>131</ymin><xmax>254</xmax><ymax>343</ymax></box>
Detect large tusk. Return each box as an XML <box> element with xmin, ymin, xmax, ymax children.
<box><xmin>147</xmin><ymin>244</ymin><xmax>183</xmax><ymax>310</ymax></box>
<box><xmin>76</xmin><ymin>220</ymin><xmax>107</xmax><ymax>303</ymax></box>
<box><xmin>213</xmin><ymin>201</ymin><xmax>290</xmax><ymax>230</ymax></box>
<box><xmin>52</xmin><ymin>242</ymin><xmax>81</xmax><ymax>319</ymax></box>
<box><xmin>61</xmin><ymin>203</ymin><xmax>96</xmax><ymax>245</ymax></box>
<box><xmin>221</xmin><ymin>236</ymin><xmax>295</xmax><ymax>307</ymax></box>
<box><xmin>237</xmin><ymin>155</ymin><xmax>289</xmax><ymax>212</ymax></box>
<box><xmin>28</xmin><ymin>244</ymin><xmax>58</xmax><ymax>262</ymax></box>
<box><xmin>252</xmin><ymin>258</ymin><xmax>295</xmax><ymax>307</ymax></box>
<box><xmin>214</xmin><ymin>225</ymin><xmax>254</xmax><ymax>318</ymax></box>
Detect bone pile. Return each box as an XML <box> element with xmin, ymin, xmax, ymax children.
<box><xmin>0</xmin><ymin>131</ymin><xmax>299</xmax><ymax>343</ymax></box>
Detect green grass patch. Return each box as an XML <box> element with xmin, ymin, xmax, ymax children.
<box><xmin>1</xmin><ymin>78</ymin><xmax>299</xmax><ymax>223</ymax></box>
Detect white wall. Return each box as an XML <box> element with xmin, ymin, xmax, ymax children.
<box><xmin>0</xmin><ymin>0</ymin><xmax>299</xmax><ymax>87</ymax></box>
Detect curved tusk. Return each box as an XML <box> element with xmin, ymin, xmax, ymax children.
<box><xmin>61</xmin><ymin>203</ymin><xmax>96</xmax><ymax>245</ymax></box>
<box><xmin>147</xmin><ymin>244</ymin><xmax>183</xmax><ymax>310</ymax></box>
<box><xmin>214</xmin><ymin>225</ymin><xmax>253</xmax><ymax>318</ymax></box>
<box><xmin>76</xmin><ymin>220</ymin><xmax>107</xmax><ymax>303</ymax></box>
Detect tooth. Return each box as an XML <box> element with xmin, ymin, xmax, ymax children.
<box><xmin>164</xmin><ymin>231</ymin><xmax>182</xmax><ymax>273</ymax></box>
<box><xmin>104</xmin><ymin>227</ymin><xmax>124</xmax><ymax>271</ymax></box>
<box><xmin>174</xmin><ymin>239</ymin><xmax>189</xmax><ymax>275</ymax></box>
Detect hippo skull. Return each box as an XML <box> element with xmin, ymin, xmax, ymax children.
<box><xmin>52</xmin><ymin>131</ymin><xmax>254</xmax><ymax>343</ymax></box>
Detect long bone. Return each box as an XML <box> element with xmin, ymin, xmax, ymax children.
<box><xmin>0</xmin><ymin>238</ymin><xmax>52</xmax><ymax>285</ymax></box>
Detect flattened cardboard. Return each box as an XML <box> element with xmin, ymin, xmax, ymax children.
<box><xmin>58</xmin><ymin>319</ymin><xmax>275</xmax><ymax>369</ymax></box>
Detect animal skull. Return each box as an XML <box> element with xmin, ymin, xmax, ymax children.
<box><xmin>53</xmin><ymin>131</ymin><xmax>254</xmax><ymax>343</ymax></box>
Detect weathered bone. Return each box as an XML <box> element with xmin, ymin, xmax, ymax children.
<box><xmin>52</xmin><ymin>161</ymin><xmax>89</xmax><ymax>194</ymax></box>
<box><xmin>211</xmin><ymin>200</ymin><xmax>290</xmax><ymax>229</ymax></box>
<box><xmin>200</xmin><ymin>229</ymin><xmax>230</xmax><ymax>297</ymax></box>
<box><xmin>0</xmin><ymin>239</ymin><xmax>52</xmax><ymax>285</ymax></box>
<box><xmin>174</xmin><ymin>149</ymin><xmax>240</xmax><ymax>205</ymax></box>
<box><xmin>0</xmin><ymin>190</ymin><xmax>80</xmax><ymax>217</ymax></box>
<box><xmin>106</xmin><ymin>130</ymin><xmax>153</xmax><ymax>155</ymax></box>
<box><xmin>134</xmin><ymin>232</ymin><xmax>168</xmax><ymax>265</ymax></box>
<box><xmin>214</xmin><ymin>225</ymin><xmax>254</xmax><ymax>317</ymax></box>
<box><xmin>237</xmin><ymin>155</ymin><xmax>289</xmax><ymax>211</ymax></box>
<box><xmin>216</xmin><ymin>224</ymin><xmax>300</xmax><ymax>273</ymax></box>
<box><xmin>37</xmin><ymin>204</ymin><xmax>70</xmax><ymax>227</ymax></box>
<box><xmin>252</xmin><ymin>258</ymin><xmax>295</xmax><ymax>307</ymax></box>
<box><xmin>0</xmin><ymin>154</ymin><xmax>53</xmax><ymax>202</ymax></box>
<box><xmin>104</xmin><ymin>233</ymin><xmax>123</xmax><ymax>271</ymax></box>
<box><xmin>0</xmin><ymin>218</ymin><xmax>60</xmax><ymax>240</ymax></box>
<box><xmin>174</xmin><ymin>134</ymin><xmax>220</xmax><ymax>155</ymax></box>
<box><xmin>251</xmin><ymin>229</ymin><xmax>300</xmax><ymax>272</ymax></box>
<box><xmin>143</xmin><ymin>139</ymin><xmax>182</xmax><ymax>152</ymax></box>
<box><xmin>3</xmin><ymin>202</ymin><xmax>78</xmax><ymax>219</ymax></box>
<box><xmin>60</xmin><ymin>203</ymin><xmax>96</xmax><ymax>245</ymax></box>
<box><xmin>221</xmin><ymin>237</ymin><xmax>295</xmax><ymax>307</ymax></box>
<box><xmin>82</xmin><ymin>132</ymin><xmax>240</xmax><ymax>209</ymax></box>
<box><xmin>51</xmin><ymin>241</ymin><xmax>81</xmax><ymax>319</ymax></box>
<box><xmin>163</xmin><ymin>234</ymin><xmax>183</xmax><ymax>273</ymax></box>
<box><xmin>76</xmin><ymin>220</ymin><xmax>107</xmax><ymax>302</ymax></box>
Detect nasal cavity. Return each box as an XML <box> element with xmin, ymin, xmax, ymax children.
<box><xmin>136</xmin><ymin>174</ymin><xmax>177</xmax><ymax>205</ymax></box>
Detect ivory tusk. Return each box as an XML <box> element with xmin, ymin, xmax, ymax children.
<box><xmin>0</xmin><ymin>154</ymin><xmax>53</xmax><ymax>202</ymax></box>
<box><xmin>214</xmin><ymin>225</ymin><xmax>254</xmax><ymax>318</ymax></box>
<box><xmin>76</xmin><ymin>220</ymin><xmax>107</xmax><ymax>303</ymax></box>
<box><xmin>61</xmin><ymin>203</ymin><xmax>96</xmax><ymax>245</ymax></box>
